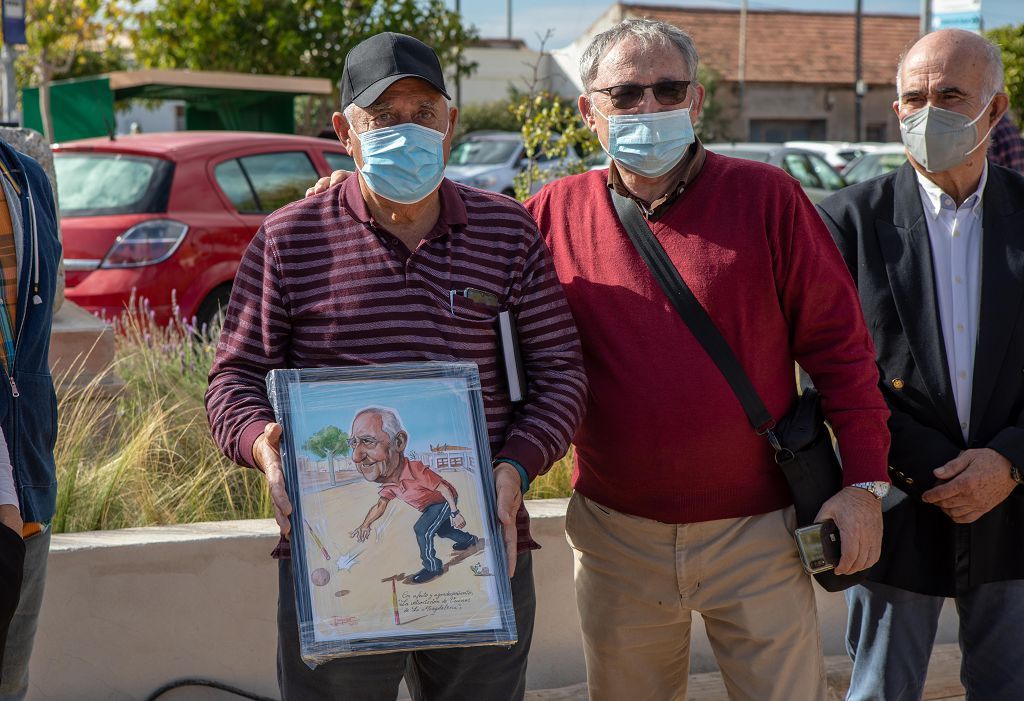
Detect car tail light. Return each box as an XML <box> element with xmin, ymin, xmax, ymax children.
<box><xmin>100</xmin><ymin>219</ymin><xmax>189</xmax><ymax>268</ymax></box>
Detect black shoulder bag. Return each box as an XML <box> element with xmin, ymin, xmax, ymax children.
<box><xmin>610</xmin><ymin>190</ymin><xmax>865</xmax><ymax>592</ymax></box>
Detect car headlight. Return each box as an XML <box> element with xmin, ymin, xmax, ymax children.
<box><xmin>100</xmin><ymin>219</ymin><xmax>190</xmax><ymax>268</ymax></box>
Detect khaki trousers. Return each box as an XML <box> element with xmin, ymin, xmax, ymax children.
<box><xmin>565</xmin><ymin>493</ymin><xmax>826</xmax><ymax>701</ymax></box>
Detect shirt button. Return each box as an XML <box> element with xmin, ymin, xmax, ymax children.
<box><xmin>959</xmin><ymin>371</ymin><xmax>967</xmax><ymax>380</ymax></box>
<box><xmin>957</xmin><ymin>323</ymin><xmax>965</xmax><ymax>333</ymax></box>
<box><xmin>961</xmin><ymin>422</ymin><xmax>968</xmax><ymax>430</ymax></box>
<box><xmin>954</xmin><ymin>276</ymin><xmax>962</xmax><ymax>284</ymax></box>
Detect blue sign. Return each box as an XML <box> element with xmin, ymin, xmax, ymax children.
<box><xmin>2</xmin><ymin>0</ymin><xmax>25</xmax><ymax>46</ymax></box>
<box><xmin>932</xmin><ymin>10</ymin><xmax>982</xmax><ymax>31</ymax></box>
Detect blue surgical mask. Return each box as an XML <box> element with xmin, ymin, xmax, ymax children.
<box><xmin>353</xmin><ymin>121</ymin><xmax>448</xmax><ymax>204</ymax></box>
<box><xmin>592</xmin><ymin>104</ymin><xmax>695</xmax><ymax>178</ymax></box>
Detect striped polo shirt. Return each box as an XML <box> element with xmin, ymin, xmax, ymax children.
<box><xmin>206</xmin><ymin>175</ymin><xmax>587</xmax><ymax>555</ymax></box>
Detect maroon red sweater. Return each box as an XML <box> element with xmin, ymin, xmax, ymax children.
<box><xmin>525</xmin><ymin>154</ymin><xmax>890</xmax><ymax>523</ymax></box>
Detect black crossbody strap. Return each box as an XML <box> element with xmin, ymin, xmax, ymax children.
<box><xmin>610</xmin><ymin>189</ymin><xmax>777</xmax><ymax>433</ymax></box>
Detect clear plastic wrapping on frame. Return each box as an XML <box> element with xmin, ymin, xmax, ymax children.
<box><xmin>266</xmin><ymin>362</ymin><xmax>517</xmax><ymax>667</ymax></box>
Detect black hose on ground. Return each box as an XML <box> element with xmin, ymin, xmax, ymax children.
<box><xmin>144</xmin><ymin>677</ymin><xmax>278</xmax><ymax>701</ymax></box>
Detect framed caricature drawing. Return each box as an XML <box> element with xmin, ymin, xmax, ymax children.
<box><xmin>267</xmin><ymin>362</ymin><xmax>517</xmax><ymax>666</ymax></box>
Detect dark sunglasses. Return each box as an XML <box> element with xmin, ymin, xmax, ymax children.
<box><xmin>591</xmin><ymin>80</ymin><xmax>691</xmax><ymax>110</ymax></box>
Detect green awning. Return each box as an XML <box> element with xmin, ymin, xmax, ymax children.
<box><xmin>23</xmin><ymin>69</ymin><xmax>333</xmax><ymax>142</ymax></box>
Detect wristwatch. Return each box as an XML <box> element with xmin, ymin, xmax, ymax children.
<box><xmin>851</xmin><ymin>481</ymin><xmax>890</xmax><ymax>500</ymax></box>
<box><xmin>1010</xmin><ymin>464</ymin><xmax>1024</xmax><ymax>486</ymax></box>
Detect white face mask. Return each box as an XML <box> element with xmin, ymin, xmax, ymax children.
<box><xmin>899</xmin><ymin>95</ymin><xmax>995</xmax><ymax>173</ymax></box>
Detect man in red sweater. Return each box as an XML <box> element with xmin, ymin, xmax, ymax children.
<box><xmin>524</xmin><ymin>19</ymin><xmax>891</xmax><ymax>701</ymax></box>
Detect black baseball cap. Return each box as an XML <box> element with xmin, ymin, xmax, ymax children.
<box><xmin>341</xmin><ymin>32</ymin><xmax>451</xmax><ymax>110</ymax></box>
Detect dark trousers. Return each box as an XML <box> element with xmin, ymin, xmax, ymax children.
<box><xmin>0</xmin><ymin>524</ymin><xmax>25</xmax><ymax>678</ymax></box>
<box><xmin>277</xmin><ymin>551</ymin><xmax>536</xmax><ymax>701</ymax></box>
<box><xmin>414</xmin><ymin>502</ymin><xmax>475</xmax><ymax>573</ymax></box>
<box><xmin>846</xmin><ymin>579</ymin><xmax>1024</xmax><ymax>701</ymax></box>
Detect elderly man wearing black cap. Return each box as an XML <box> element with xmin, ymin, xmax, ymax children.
<box><xmin>205</xmin><ymin>32</ymin><xmax>587</xmax><ymax>701</ymax></box>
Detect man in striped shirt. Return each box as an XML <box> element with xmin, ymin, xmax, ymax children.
<box><xmin>205</xmin><ymin>32</ymin><xmax>586</xmax><ymax>701</ymax></box>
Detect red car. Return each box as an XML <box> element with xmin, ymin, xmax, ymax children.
<box><xmin>54</xmin><ymin>131</ymin><xmax>353</xmax><ymax>329</ymax></box>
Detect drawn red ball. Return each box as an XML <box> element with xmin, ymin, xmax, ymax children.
<box><xmin>311</xmin><ymin>568</ymin><xmax>331</xmax><ymax>586</ymax></box>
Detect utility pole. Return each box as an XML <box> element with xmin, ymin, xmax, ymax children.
<box><xmin>0</xmin><ymin>0</ymin><xmax>26</xmax><ymax>126</ymax></box>
<box><xmin>738</xmin><ymin>0</ymin><xmax>747</xmax><ymax>138</ymax></box>
<box><xmin>507</xmin><ymin>0</ymin><xmax>512</xmax><ymax>40</ymax></box>
<box><xmin>920</xmin><ymin>0</ymin><xmax>932</xmax><ymax>36</ymax></box>
<box><xmin>854</xmin><ymin>0</ymin><xmax>864</xmax><ymax>142</ymax></box>
<box><xmin>0</xmin><ymin>45</ymin><xmax>16</xmax><ymax>124</ymax></box>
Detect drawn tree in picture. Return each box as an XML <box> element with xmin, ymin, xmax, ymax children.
<box><xmin>303</xmin><ymin>426</ymin><xmax>350</xmax><ymax>486</ymax></box>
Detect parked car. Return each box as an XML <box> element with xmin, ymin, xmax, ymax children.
<box><xmin>784</xmin><ymin>141</ymin><xmax>883</xmax><ymax>172</ymax></box>
<box><xmin>584</xmin><ymin>150</ymin><xmax>611</xmax><ymax>171</ymax></box>
<box><xmin>840</xmin><ymin>143</ymin><xmax>908</xmax><ymax>185</ymax></box>
<box><xmin>445</xmin><ymin>130</ymin><xmax>579</xmax><ymax>196</ymax></box>
<box><xmin>706</xmin><ymin>143</ymin><xmax>846</xmax><ymax>203</ymax></box>
<box><xmin>54</xmin><ymin>131</ymin><xmax>354</xmax><ymax>329</ymax></box>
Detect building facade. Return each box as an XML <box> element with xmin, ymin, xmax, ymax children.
<box><xmin>542</xmin><ymin>2</ymin><xmax>921</xmax><ymax>143</ymax></box>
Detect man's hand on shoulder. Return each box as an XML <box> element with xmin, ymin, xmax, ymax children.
<box><xmin>254</xmin><ymin>422</ymin><xmax>293</xmax><ymax>539</ymax></box>
<box><xmin>814</xmin><ymin>486</ymin><xmax>882</xmax><ymax>575</ymax></box>
<box><xmin>922</xmin><ymin>448</ymin><xmax>1017</xmax><ymax>523</ymax></box>
<box><xmin>493</xmin><ymin>462</ymin><xmax>523</xmax><ymax>579</ymax></box>
<box><xmin>305</xmin><ymin>170</ymin><xmax>352</xmax><ymax>198</ymax></box>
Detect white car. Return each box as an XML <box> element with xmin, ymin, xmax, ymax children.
<box><xmin>841</xmin><ymin>143</ymin><xmax>908</xmax><ymax>185</ymax></box>
<box><xmin>707</xmin><ymin>142</ymin><xmax>847</xmax><ymax>204</ymax></box>
<box><xmin>445</xmin><ymin>131</ymin><xmax>579</xmax><ymax>196</ymax></box>
<box><xmin>785</xmin><ymin>141</ymin><xmax>884</xmax><ymax>172</ymax></box>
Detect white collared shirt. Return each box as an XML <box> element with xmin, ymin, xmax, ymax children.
<box><xmin>916</xmin><ymin>163</ymin><xmax>987</xmax><ymax>441</ymax></box>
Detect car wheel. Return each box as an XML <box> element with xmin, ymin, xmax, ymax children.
<box><xmin>194</xmin><ymin>283</ymin><xmax>232</xmax><ymax>338</ymax></box>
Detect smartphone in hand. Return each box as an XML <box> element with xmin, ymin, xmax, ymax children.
<box><xmin>794</xmin><ymin>519</ymin><xmax>841</xmax><ymax>574</ymax></box>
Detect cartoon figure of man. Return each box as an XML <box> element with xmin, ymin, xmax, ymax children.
<box><xmin>349</xmin><ymin>407</ymin><xmax>478</xmax><ymax>584</ymax></box>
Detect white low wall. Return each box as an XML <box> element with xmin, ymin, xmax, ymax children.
<box><xmin>27</xmin><ymin>499</ymin><xmax>958</xmax><ymax>700</ymax></box>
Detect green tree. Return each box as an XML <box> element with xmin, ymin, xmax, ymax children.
<box><xmin>987</xmin><ymin>24</ymin><xmax>1024</xmax><ymax>123</ymax></box>
<box><xmin>510</xmin><ymin>32</ymin><xmax>598</xmax><ymax>200</ymax></box>
<box><xmin>18</xmin><ymin>0</ymin><xmax>129</xmax><ymax>142</ymax></box>
<box><xmin>694</xmin><ymin>65</ymin><xmax>733</xmax><ymax>142</ymax></box>
<box><xmin>302</xmin><ymin>425</ymin><xmax>350</xmax><ymax>486</ymax></box>
<box><xmin>456</xmin><ymin>98</ymin><xmax>521</xmax><ymax>137</ymax></box>
<box><xmin>132</xmin><ymin>0</ymin><xmax>478</xmax><ymax>132</ymax></box>
<box><xmin>17</xmin><ymin>45</ymin><xmax>131</xmax><ymax>90</ymax></box>
<box><xmin>512</xmin><ymin>90</ymin><xmax>597</xmax><ymax>200</ymax></box>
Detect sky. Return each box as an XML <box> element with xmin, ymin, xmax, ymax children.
<box><xmin>452</xmin><ymin>0</ymin><xmax>1024</xmax><ymax>49</ymax></box>
<box><xmin>287</xmin><ymin>376</ymin><xmax>482</xmax><ymax>461</ymax></box>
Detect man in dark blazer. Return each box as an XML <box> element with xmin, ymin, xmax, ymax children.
<box><xmin>818</xmin><ymin>28</ymin><xmax>1024</xmax><ymax>701</ymax></box>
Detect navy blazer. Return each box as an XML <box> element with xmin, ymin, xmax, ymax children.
<box><xmin>818</xmin><ymin>161</ymin><xmax>1024</xmax><ymax>596</ymax></box>
<box><xmin>0</xmin><ymin>140</ymin><xmax>61</xmax><ymax>524</ymax></box>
